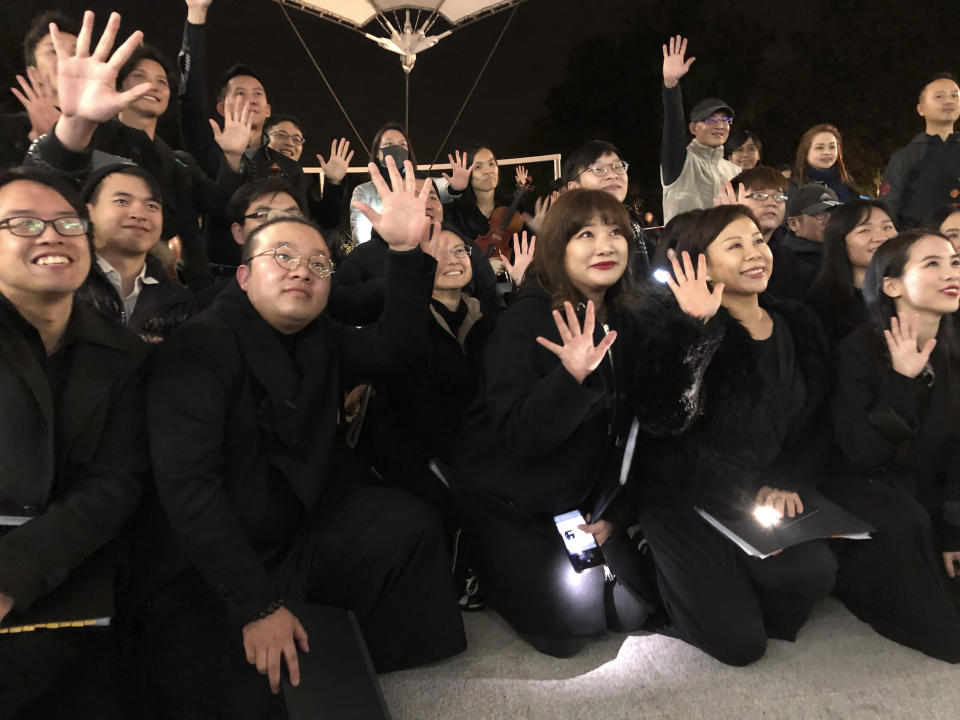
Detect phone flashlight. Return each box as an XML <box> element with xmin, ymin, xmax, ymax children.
<box><xmin>753</xmin><ymin>505</ymin><xmax>782</xmax><ymax>527</ymax></box>
<box><xmin>653</xmin><ymin>268</ymin><xmax>671</xmax><ymax>284</ymax></box>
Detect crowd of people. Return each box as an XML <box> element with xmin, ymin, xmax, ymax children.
<box><xmin>1</xmin><ymin>6</ymin><xmax>960</xmax><ymax>718</ymax></box>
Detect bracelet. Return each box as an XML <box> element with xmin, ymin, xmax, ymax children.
<box><xmin>253</xmin><ymin>597</ymin><xmax>285</xmax><ymax>621</ymax></box>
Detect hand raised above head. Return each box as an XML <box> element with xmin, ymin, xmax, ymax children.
<box><xmin>664</xmin><ymin>249</ymin><xmax>723</xmax><ymax>322</ymax></box>
<box><xmin>536</xmin><ymin>300</ymin><xmax>617</xmax><ymax>384</ymax></box>
<box><xmin>661</xmin><ymin>34</ymin><xmax>695</xmax><ymax>88</ymax></box>
<box><xmin>11</xmin><ymin>66</ymin><xmax>61</xmax><ymax>139</ymax></box>
<box><xmin>351</xmin><ymin>155</ymin><xmax>432</xmax><ymax>252</ymax></box>
<box><xmin>53</xmin><ymin>11</ymin><xmax>150</xmax><ymax>124</ymax></box>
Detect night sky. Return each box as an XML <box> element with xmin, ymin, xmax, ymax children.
<box><xmin>2</xmin><ymin>0</ymin><xmax>959</xmax><ymax>207</ymax></box>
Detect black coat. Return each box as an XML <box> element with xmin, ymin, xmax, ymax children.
<box><xmin>76</xmin><ymin>254</ymin><xmax>197</xmax><ymax>344</ymax></box>
<box><xmin>831</xmin><ymin>324</ymin><xmax>960</xmax><ymax>549</ymax></box>
<box><xmin>0</xmin><ymin>112</ymin><xmax>31</xmax><ymax>169</ymax></box>
<box><xmin>144</xmin><ymin>249</ymin><xmax>436</xmax><ymax>625</ymax></box>
<box><xmin>328</xmin><ymin>234</ymin><xmax>501</xmax><ymax>325</ymax></box>
<box><xmin>632</xmin><ymin>297</ymin><xmax>831</xmax><ymax>515</ymax></box>
<box><xmin>451</xmin><ymin>281</ymin><xmax>718</xmax><ymax>520</ymax></box>
<box><xmin>0</xmin><ymin>295</ymin><xmax>147</xmax><ymax>611</ymax></box>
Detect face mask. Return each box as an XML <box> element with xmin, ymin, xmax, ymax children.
<box><xmin>379</xmin><ymin>144</ymin><xmax>410</xmax><ymax>172</ymax></box>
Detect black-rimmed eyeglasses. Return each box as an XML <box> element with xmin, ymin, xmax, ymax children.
<box><xmin>0</xmin><ymin>216</ymin><xmax>88</xmax><ymax>237</ymax></box>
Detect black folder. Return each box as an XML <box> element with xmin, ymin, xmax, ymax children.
<box><xmin>696</xmin><ymin>491</ymin><xmax>876</xmax><ymax>559</ymax></box>
<box><xmin>281</xmin><ymin>603</ymin><xmax>391</xmax><ymax>720</ymax></box>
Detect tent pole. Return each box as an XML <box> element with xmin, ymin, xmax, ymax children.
<box><xmin>405</xmin><ymin>72</ymin><xmax>410</xmax><ymax>137</ymax></box>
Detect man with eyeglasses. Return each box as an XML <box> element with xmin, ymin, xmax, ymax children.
<box><xmin>660</xmin><ymin>35</ymin><xmax>741</xmax><ymax>223</ymax></box>
<box><xmin>562</xmin><ymin>139</ymin><xmax>656</xmax><ymax>277</ymax></box>
<box><xmin>135</xmin><ymin>156</ymin><xmax>465</xmax><ymax>717</ymax></box>
<box><xmin>0</xmin><ymin>166</ymin><xmax>148</xmax><ymax>718</ymax></box>
<box><xmin>264</xmin><ymin>115</ymin><xmax>306</xmax><ymax>163</ymax></box>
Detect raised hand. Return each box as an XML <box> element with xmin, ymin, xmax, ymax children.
<box><xmin>317</xmin><ymin>138</ymin><xmax>354</xmax><ymax>185</ymax></box>
<box><xmin>352</xmin><ymin>155</ymin><xmax>433</xmax><ymax>252</ymax></box>
<box><xmin>536</xmin><ymin>300</ymin><xmax>617</xmax><ymax>384</ymax></box>
<box><xmin>443</xmin><ymin>150</ymin><xmax>474</xmax><ymax>192</ymax></box>
<box><xmin>11</xmin><ymin>67</ymin><xmax>61</xmax><ymax>140</ymax></box>
<box><xmin>524</xmin><ymin>191</ymin><xmax>555</xmax><ymax>235</ymax></box>
<box><xmin>662</xmin><ymin>35</ymin><xmax>695</xmax><ymax>89</ymax></box>
<box><xmin>211</xmin><ymin>94</ymin><xmax>252</xmax><ymax>170</ymax></box>
<box><xmin>884</xmin><ymin>313</ymin><xmax>936</xmax><ymax>378</ymax></box>
<box><xmin>242</xmin><ymin>606</ymin><xmax>309</xmax><ymax>694</ymax></box>
<box><xmin>714</xmin><ymin>180</ymin><xmax>747</xmax><ymax>207</ymax></box>
<box><xmin>515</xmin><ymin>164</ymin><xmax>529</xmax><ymax>188</ymax></box>
<box><xmin>665</xmin><ymin>248</ymin><xmax>723</xmax><ymax>321</ymax></box>
<box><xmin>186</xmin><ymin>0</ymin><xmax>214</xmax><ymax>24</ymax></box>
<box><xmin>502</xmin><ymin>231</ymin><xmax>535</xmax><ymax>285</ymax></box>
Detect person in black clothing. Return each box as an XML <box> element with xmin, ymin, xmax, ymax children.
<box><xmin>725</xmin><ymin>130</ymin><xmax>762</xmax><ymax>171</ymax></box>
<box><xmin>135</xmin><ymin>159</ymin><xmax>465</xmax><ymax>719</ymax></box>
<box><xmin>450</xmin><ymin>189</ymin><xmax>720</xmax><ymax>658</ymax></box>
<box><xmin>263</xmin><ymin>114</ymin><xmax>305</xmax><ymax>162</ymax></box>
<box><xmin>790</xmin><ymin>124</ymin><xmax>861</xmax><ymax>203</ymax></box>
<box><xmin>639</xmin><ymin>205</ymin><xmax>837</xmax><ymax>666</ymax></box>
<box><xmin>329</xmin><ymin>176</ymin><xmax>505</xmax><ymax>325</ymax></box>
<box><xmin>562</xmin><ymin>139</ymin><xmax>656</xmax><ymax>279</ymax></box>
<box><xmin>25</xmin><ymin>17</ymin><xmax>246</xmax><ymax>289</ymax></box>
<box><xmin>805</xmin><ymin>200</ymin><xmax>898</xmax><ymax>348</ymax></box>
<box><xmin>0</xmin><ymin>13</ymin><xmax>79</xmax><ymax>170</ymax></box>
<box><xmin>179</xmin><ymin>0</ymin><xmax>348</xmax><ymax>265</ymax></box>
<box><xmin>882</xmin><ymin>73</ymin><xmax>960</xmax><ymax>229</ymax></box>
<box><xmin>776</xmin><ymin>184</ymin><xmax>843</xmax><ymax>300</ymax></box>
<box><xmin>75</xmin><ymin>163</ymin><xmax>196</xmax><ymax>342</ymax></box>
<box><xmin>0</xmin><ymin>167</ymin><xmax>148</xmax><ymax>719</ymax></box>
<box><xmin>823</xmin><ymin>229</ymin><xmax>960</xmax><ymax>663</ymax></box>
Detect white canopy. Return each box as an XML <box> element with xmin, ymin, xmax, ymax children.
<box><xmin>275</xmin><ymin>0</ymin><xmax>522</xmax><ymax>28</ymax></box>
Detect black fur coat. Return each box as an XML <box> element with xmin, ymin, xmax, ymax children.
<box><xmin>631</xmin><ymin>294</ymin><xmax>830</xmax><ymax>515</ymax></box>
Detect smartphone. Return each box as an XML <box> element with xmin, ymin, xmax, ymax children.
<box><xmin>553</xmin><ymin>510</ymin><xmax>604</xmax><ymax>573</ymax></box>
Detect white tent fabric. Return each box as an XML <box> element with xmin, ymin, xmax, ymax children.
<box><xmin>276</xmin><ymin>0</ymin><xmax>521</xmax><ymax>28</ymax></box>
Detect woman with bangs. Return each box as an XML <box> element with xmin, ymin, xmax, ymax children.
<box><xmin>824</xmin><ymin>230</ymin><xmax>960</xmax><ymax>662</ymax></box>
<box><xmin>806</xmin><ymin>200</ymin><xmax>899</xmax><ymax>348</ymax></box>
<box><xmin>450</xmin><ymin>189</ymin><xmax>718</xmax><ymax>657</ymax></box>
<box><xmin>790</xmin><ymin>123</ymin><xmax>861</xmax><ymax>203</ymax></box>
<box><xmin>635</xmin><ymin>204</ymin><xmax>837</xmax><ymax>666</ymax></box>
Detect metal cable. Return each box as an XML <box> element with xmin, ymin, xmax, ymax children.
<box><xmin>426</xmin><ymin>4</ymin><xmax>519</xmax><ymax>169</ymax></box>
<box><xmin>277</xmin><ymin>3</ymin><xmax>371</xmax><ymax>156</ymax></box>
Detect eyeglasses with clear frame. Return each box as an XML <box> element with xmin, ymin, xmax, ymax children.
<box><xmin>701</xmin><ymin>115</ymin><xmax>733</xmax><ymax>126</ymax></box>
<box><xmin>746</xmin><ymin>192</ymin><xmax>788</xmax><ymax>203</ymax></box>
<box><xmin>247</xmin><ymin>244</ymin><xmax>335</xmax><ymax>278</ymax></box>
<box><xmin>444</xmin><ymin>245</ymin><xmax>472</xmax><ymax>259</ymax></box>
<box><xmin>578</xmin><ymin>161</ymin><xmax>629</xmax><ymax>178</ymax></box>
<box><xmin>268</xmin><ymin>130</ymin><xmax>305</xmax><ymax>145</ymax></box>
<box><xmin>0</xmin><ymin>216</ymin><xmax>89</xmax><ymax>237</ymax></box>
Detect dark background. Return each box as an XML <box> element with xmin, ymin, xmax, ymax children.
<box><xmin>1</xmin><ymin>0</ymin><xmax>958</xmax><ymax>213</ymax></box>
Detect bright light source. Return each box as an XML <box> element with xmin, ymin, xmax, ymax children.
<box><xmin>653</xmin><ymin>269</ymin><xmax>671</xmax><ymax>284</ymax></box>
<box><xmin>753</xmin><ymin>505</ymin><xmax>782</xmax><ymax>527</ymax></box>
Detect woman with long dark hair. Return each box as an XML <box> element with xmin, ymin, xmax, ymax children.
<box><xmin>806</xmin><ymin>200</ymin><xmax>898</xmax><ymax>347</ymax></box>
<box><xmin>823</xmin><ymin>230</ymin><xmax>960</xmax><ymax>662</ymax></box>
<box><xmin>791</xmin><ymin>123</ymin><xmax>861</xmax><ymax>203</ymax></box>
<box><xmin>450</xmin><ymin>189</ymin><xmax>718</xmax><ymax>657</ymax></box>
<box><xmin>638</xmin><ymin>204</ymin><xmax>837</xmax><ymax>666</ymax></box>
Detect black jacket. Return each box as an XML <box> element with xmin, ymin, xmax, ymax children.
<box><xmin>831</xmin><ymin>324</ymin><xmax>960</xmax><ymax>550</ymax></box>
<box><xmin>777</xmin><ymin>230</ymin><xmax>824</xmax><ymax>301</ymax></box>
<box><xmin>328</xmin><ymin>234</ymin><xmax>501</xmax><ymax>325</ymax></box>
<box><xmin>76</xmin><ymin>254</ymin><xmax>197</xmax><ymax>344</ymax></box>
<box><xmin>362</xmin><ymin>295</ymin><xmax>496</xmax><ymax>473</ymax></box>
<box><xmin>632</xmin><ymin>297</ymin><xmax>830</xmax><ymax>515</ymax></box>
<box><xmin>25</xmin><ymin>120</ymin><xmax>242</xmax><ymax>285</ymax></box>
<box><xmin>144</xmin><ymin>249</ymin><xmax>436</xmax><ymax>625</ymax></box>
<box><xmin>0</xmin><ymin>294</ymin><xmax>147</xmax><ymax>611</ymax></box>
<box><xmin>0</xmin><ymin>112</ymin><xmax>31</xmax><ymax>169</ymax></box>
<box><xmin>805</xmin><ymin>283</ymin><xmax>867</xmax><ymax>350</ymax></box>
<box><xmin>451</xmin><ymin>281</ymin><xmax>718</xmax><ymax>520</ymax></box>
<box><xmin>881</xmin><ymin>132</ymin><xmax>960</xmax><ymax>229</ymax></box>
<box><xmin>177</xmin><ymin>21</ymin><xmax>347</xmax><ymax>267</ymax></box>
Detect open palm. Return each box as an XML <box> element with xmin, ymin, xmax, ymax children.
<box><xmin>536</xmin><ymin>300</ymin><xmax>616</xmax><ymax>384</ymax></box>
<box><xmin>352</xmin><ymin>156</ymin><xmax>432</xmax><ymax>252</ymax></box>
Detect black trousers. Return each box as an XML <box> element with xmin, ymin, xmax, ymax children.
<box><xmin>0</xmin><ymin>627</ymin><xmax>128</xmax><ymax>719</ymax></box>
<box><xmin>458</xmin><ymin>493</ymin><xmax>654</xmax><ymax>654</ymax></box>
<box><xmin>639</xmin><ymin>505</ymin><xmax>837</xmax><ymax>666</ymax></box>
<box><xmin>822</xmin><ymin>476</ymin><xmax>960</xmax><ymax>663</ymax></box>
<box><xmin>139</xmin><ymin>487</ymin><xmax>466</xmax><ymax>720</ymax></box>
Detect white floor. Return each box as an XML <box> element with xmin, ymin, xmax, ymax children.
<box><xmin>379</xmin><ymin>599</ymin><xmax>960</xmax><ymax>719</ymax></box>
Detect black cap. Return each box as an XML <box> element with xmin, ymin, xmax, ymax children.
<box><xmin>786</xmin><ymin>184</ymin><xmax>842</xmax><ymax>217</ymax></box>
<box><xmin>689</xmin><ymin>98</ymin><xmax>734</xmax><ymax>123</ymax></box>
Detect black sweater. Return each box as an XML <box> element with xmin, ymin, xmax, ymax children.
<box><xmin>831</xmin><ymin>324</ymin><xmax>960</xmax><ymax>550</ymax></box>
